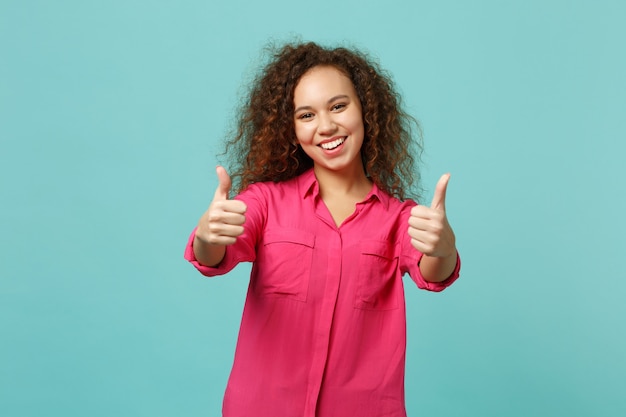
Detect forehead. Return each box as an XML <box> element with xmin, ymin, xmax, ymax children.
<box><xmin>293</xmin><ymin>66</ymin><xmax>356</xmax><ymax>102</ymax></box>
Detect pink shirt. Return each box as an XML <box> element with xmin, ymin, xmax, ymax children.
<box><xmin>185</xmin><ymin>169</ymin><xmax>460</xmax><ymax>417</ymax></box>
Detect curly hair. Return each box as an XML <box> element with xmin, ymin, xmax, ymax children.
<box><xmin>222</xmin><ymin>41</ymin><xmax>423</xmax><ymax>201</ymax></box>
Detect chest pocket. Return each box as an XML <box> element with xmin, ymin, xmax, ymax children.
<box><xmin>355</xmin><ymin>240</ymin><xmax>399</xmax><ymax>310</ymax></box>
<box><xmin>253</xmin><ymin>228</ymin><xmax>315</xmax><ymax>302</ymax></box>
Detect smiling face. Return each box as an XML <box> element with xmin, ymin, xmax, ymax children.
<box><xmin>293</xmin><ymin>65</ymin><xmax>365</xmax><ymax>176</ymax></box>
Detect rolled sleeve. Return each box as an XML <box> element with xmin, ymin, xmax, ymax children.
<box><xmin>415</xmin><ymin>251</ymin><xmax>461</xmax><ymax>292</ymax></box>
<box><xmin>184</xmin><ymin>228</ymin><xmax>245</xmax><ymax>277</ymax></box>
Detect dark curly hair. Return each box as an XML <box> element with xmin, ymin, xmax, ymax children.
<box><xmin>222</xmin><ymin>41</ymin><xmax>423</xmax><ymax>201</ymax></box>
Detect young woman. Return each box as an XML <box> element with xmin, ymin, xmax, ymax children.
<box><xmin>185</xmin><ymin>41</ymin><xmax>460</xmax><ymax>417</ymax></box>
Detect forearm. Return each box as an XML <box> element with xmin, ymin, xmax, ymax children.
<box><xmin>193</xmin><ymin>234</ymin><xmax>226</xmax><ymax>267</ymax></box>
<box><xmin>419</xmin><ymin>251</ymin><xmax>457</xmax><ymax>283</ymax></box>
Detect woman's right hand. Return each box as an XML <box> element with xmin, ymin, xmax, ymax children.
<box><xmin>195</xmin><ymin>166</ymin><xmax>247</xmax><ymax>245</ymax></box>
<box><xmin>193</xmin><ymin>166</ymin><xmax>247</xmax><ymax>267</ymax></box>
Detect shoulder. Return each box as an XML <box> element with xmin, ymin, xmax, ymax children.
<box><xmin>375</xmin><ymin>186</ymin><xmax>418</xmax><ymax>213</ymax></box>
<box><xmin>236</xmin><ymin>171</ymin><xmax>310</xmax><ymax>204</ymax></box>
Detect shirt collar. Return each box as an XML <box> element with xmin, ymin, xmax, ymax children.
<box><xmin>300</xmin><ymin>169</ymin><xmax>319</xmax><ymax>199</ymax></box>
<box><xmin>364</xmin><ymin>182</ymin><xmax>390</xmax><ymax>210</ymax></box>
<box><xmin>299</xmin><ymin>168</ymin><xmax>390</xmax><ymax>210</ymax></box>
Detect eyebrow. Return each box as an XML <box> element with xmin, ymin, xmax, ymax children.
<box><xmin>294</xmin><ymin>95</ymin><xmax>350</xmax><ymax>114</ymax></box>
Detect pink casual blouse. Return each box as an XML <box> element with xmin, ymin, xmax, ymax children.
<box><xmin>185</xmin><ymin>169</ymin><xmax>460</xmax><ymax>417</ymax></box>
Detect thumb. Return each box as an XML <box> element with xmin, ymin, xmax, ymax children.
<box><xmin>430</xmin><ymin>173</ymin><xmax>450</xmax><ymax>210</ymax></box>
<box><xmin>213</xmin><ymin>166</ymin><xmax>232</xmax><ymax>201</ymax></box>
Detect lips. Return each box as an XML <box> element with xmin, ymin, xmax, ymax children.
<box><xmin>319</xmin><ymin>136</ymin><xmax>346</xmax><ymax>150</ymax></box>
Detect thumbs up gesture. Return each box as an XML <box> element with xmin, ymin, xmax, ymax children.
<box><xmin>195</xmin><ymin>166</ymin><xmax>247</xmax><ymax>246</ymax></box>
<box><xmin>408</xmin><ymin>174</ymin><xmax>456</xmax><ymax>258</ymax></box>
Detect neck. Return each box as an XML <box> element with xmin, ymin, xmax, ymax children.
<box><xmin>313</xmin><ymin>163</ymin><xmax>372</xmax><ymax>200</ymax></box>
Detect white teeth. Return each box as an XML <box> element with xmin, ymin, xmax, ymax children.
<box><xmin>320</xmin><ymin>137</ymin><xmax>345</xmax><ymax>150</ymax></box>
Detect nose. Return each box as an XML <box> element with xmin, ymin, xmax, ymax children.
<box><xmin>317</xmin><ymin>112</ymin><xmax>337</xmax><ymax>136</ymax></box>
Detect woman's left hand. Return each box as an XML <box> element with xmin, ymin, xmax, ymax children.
<box><xmin>408</xmin><ymin>173</ymin><xmax>456</xmax><ymax>258</ymax></box>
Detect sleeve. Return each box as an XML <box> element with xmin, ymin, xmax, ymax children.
<box><xmin>398</xmin><ymin>203</ymin><xmax>461</xmax><ymax>292</ymax></box>
<box><xmin>183</xmin><ymin>183</ymin><xmax>267</xmax><ymax>277</ymax></box>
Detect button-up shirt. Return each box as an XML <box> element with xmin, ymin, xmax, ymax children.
<box><xmin>185</xmin><ymin>169</ymin><xmax>460</xmax><ymax>417</ymax></box>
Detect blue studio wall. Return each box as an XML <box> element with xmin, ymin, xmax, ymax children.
<box><xmin>1</xmin><ymin>0</ymin><xmax>625</xmax><ymax>416</ymax></box>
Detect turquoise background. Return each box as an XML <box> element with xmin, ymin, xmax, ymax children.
<box><xmin>1</xmin><ymin>0</ymin><xmax>625</xmax><ymax>416</ymax></box>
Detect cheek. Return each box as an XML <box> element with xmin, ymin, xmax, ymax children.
<box><xmin>342</xmin><ymin>110</ymin><xmax>364</xmax><ymax>133</ymax></box>
<box><xmin>350</xmin><ymin>117</ymin><xmax>364</xmax><ymax>131</ymax></box>
<box><xmin>294</xmin><ymin>124</ymin><xmax>315</xmax><ymax>144</ymax></box>
<box><xmin>347</xmin><ymin>118</ymin><xmax>365</xmax><ymax>139</ymax></box>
